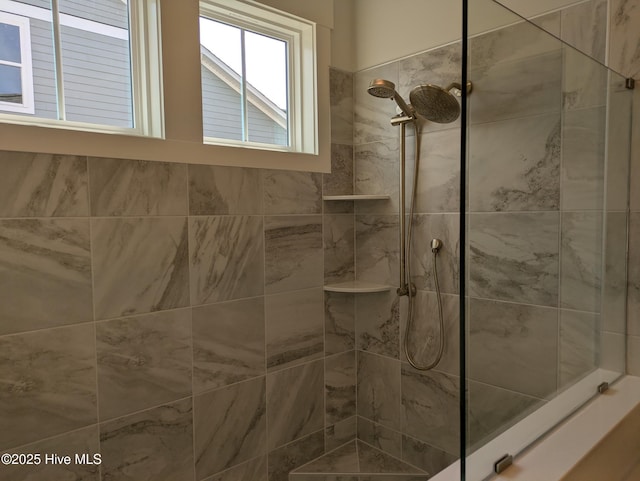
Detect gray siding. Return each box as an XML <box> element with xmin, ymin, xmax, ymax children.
<box><xmin>61</xmin><ymin>25</ymin><xmax>132</xmax><ymax>126</ymax></box>
<box><xmin>29</xmin><ymin>19</ymin><xmax>57</xmax><ymax>119</ymax></box>
<box><xmin>201</xmin><ymin>66</ymin><xmax>287</xmax><ymax>145</ymax></box>
<box><xmin>59</xmin><ymin>0</ymin><xmax>127</xmax><ymax>29</ymax></box>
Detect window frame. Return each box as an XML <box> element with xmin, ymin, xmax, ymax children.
<box><xmin>199</xmin><ymin>0</ymin><xmax>318</xmax><ymax>155</ymax></box>
<box><xmin>0</xmin><ymin>0</ymin><xmax>331</xmax><ymax>173</ymax></box>
<box><xmin>0</xmin><ymin>10</ymin><xmax>34</xmax><ymax>115</ymax></box>
<box><xmin>0</xmin><ymin>0</ymin><xmax>163</xmax><ymax>137</ymax></box>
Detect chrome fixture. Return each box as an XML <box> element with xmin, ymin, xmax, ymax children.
<box><xmin>367</xmin><ymin>78</ymin><xmax>470</xmax><ymax>371</ymax></box>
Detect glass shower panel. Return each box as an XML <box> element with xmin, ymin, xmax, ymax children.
<box><xmin>464</xmin><ymin>1</ymin><xmax>631</xmax><ymax>479</ymax></box>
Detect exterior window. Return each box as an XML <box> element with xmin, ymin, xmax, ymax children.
<box><xmin>200</xmin><ymin>0</ymin><xmax>317</xmax><ymax>154</ymax></box>
<box><xmin>0</xmin><ymin>11</ymin><xmax>34</xmax><ymax>114</ymax></box>
<box><xmin>0</xmin><ymin>0</ymin><xmax>161</xmax><ymax>136</ymax></box>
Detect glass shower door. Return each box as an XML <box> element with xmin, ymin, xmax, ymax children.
<box><xmin>463</xmin><ymin>1</ymin><xmax>632</xmax><ymax>479</ymax></box>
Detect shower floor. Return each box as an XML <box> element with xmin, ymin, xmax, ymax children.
<box><xmin>289</xmin><ymin>440</ymin><xmax>430</xmax><ymax>481</ymax></box>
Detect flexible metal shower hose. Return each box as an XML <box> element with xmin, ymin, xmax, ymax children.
<box><xmin>404</xmin><ymin>120</ymin><xmax>446</xmax><ymax>371</ymax></box>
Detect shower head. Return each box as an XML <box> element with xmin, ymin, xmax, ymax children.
<box><xmin>409</xmin><ymin>83</ymin><xmax>462</xmax><ymax>123</ymax></box>
<box><xmin>367</xmin><ymin>78</ymin><xmax>415</xmax><ymax>119</ymax></box>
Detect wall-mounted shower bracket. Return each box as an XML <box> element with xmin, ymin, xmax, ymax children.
<box><xmin>390</xmin><ymin>113</ymin><xmax>415</xmax><ymax>126</ymax></box>
<box><xmin>626</xmin><ymin>78</ymin><xmax>635</xmax><ymax>90</ymax></box>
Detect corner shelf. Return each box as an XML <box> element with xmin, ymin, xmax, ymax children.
<box><xmin>323</xmin><ymin>194</ymin><xmax>390</xmax><ymax>201</ymax></box>
<box><xmin>323</xmin><ymin>280</ymin><xmax>393</xmax><ymax>293</ymax></box>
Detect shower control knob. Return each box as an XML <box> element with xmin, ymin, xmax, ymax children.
<box><xmin>431</xmin><ymin>238</ymin><xmax>443</xmax><ymax>253</ymax></box>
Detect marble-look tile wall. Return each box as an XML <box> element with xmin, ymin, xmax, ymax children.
<box><xmin>347</xmin><ymin>0</ymin><xmax>628</xmax><ymax>473</ymax></box>
<box><xmin>0</xmin><ymin>70</ymin><xmax>360</xmax><ymax>481</ymax></box>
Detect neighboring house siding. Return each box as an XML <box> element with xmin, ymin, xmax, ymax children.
<box><xmin>247</xmin><ymin>103</ymin><xmax>287</xmax><ymax>145</ymax></box>
<box><xmin>59</xmin><ymin>0</ymin><xmax>127</xmax><ymax>29</ymax></box>
<box><xmin>14</xmin><ymin>0</ymin><xmax>49</xmax><ymax>9</ymax></box>
<box><xmin>202</xmin><ymin>66</ymin><xmax>243</xmax><ymax>141</ymax></box>
<box><xmin>30</xmin><ymin>18</ymin><xmax>57</xmax><ymax>119</ymax></box>
<box><xmin>61</xmin><ymin>25</ymin><xmax>131</xmax><ymax>126</ymax></box>
<box><xmin>202</xmin><ymin>67</ymin><xmax>287</xmax><ymax>145</ymax></box>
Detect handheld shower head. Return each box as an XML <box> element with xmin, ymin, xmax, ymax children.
<box><xmin>409</xmin><ymin>84</ymin><xmax>461</xmax><ymax>123</ymax></box>
<box><xmin>367</xmin><ymin>78</ymin><xmax>415</xmax><ymax>119</ymax></box>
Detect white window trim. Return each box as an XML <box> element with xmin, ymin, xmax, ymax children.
<box><xmin>0</xmin><ymin>0</ymin><xmax>163</xmax><ymax>138</ymax></box>
<box><xmin>0</xmin><ymin>10</ymin><xmax>34</xmax><ymax>114</ymax></box>
<box><xmin>200</xmin><ymin>0</ymin><xmax>318</xmax><ymax>155</ymax></box>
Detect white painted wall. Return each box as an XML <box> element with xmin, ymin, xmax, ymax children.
<box><xmin>349</xmin><ymin>0</ymin><xmax>590</xmax><ymax>71</ymax></box>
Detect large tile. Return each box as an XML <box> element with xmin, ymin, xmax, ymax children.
<box><xmin>357</xmin><ymin>417</ymin><xmax>402</xmax><ymax>459</ymax></box>
<box><xmin>324</xmin><ymin>214</ymin><xmax>355</xmax><ymax>284</ymax></box>
<box><xmin>561</xmin><ymin>107</ymin><xmax>606</xmax><ymax>211</ymax></box>
<box><xmin>325</xmin><ymin>291</ymin><xmax>355</xmax><ymax>355</ymax></box>
<box><xmin>89</xmin><ymin>157</ymin><xmax>187</xmax><ymax>216</ymax></box>
<box><xmin>609</xmin><ymin>0</ymin><xmax>640</xmax><ymax>78</ymax></box>
<box><xmin>402</xmin><ymin>435</ymin><xmax>457</xmax><ymax>477</ymax></box>
<box><xmin>267</xmin><ymin>360</ymin><xmax>324</xmax><ymax>449</ymax></box>
<box><xmin>0</xmin><ymin>324</ymin><xmax>97</xmax><ymax>451</ymax></box>
<box><xmin>1</xmin><ymin>426</ymin><xmax>99</xmax><ymax>481</ymax></box>
<box><xmin>354</xmin><ymin>140</ymin><xmax>399</xmax><ymax>215</ymax></box>
<box><xmin>266</xmin><ymin>288</ymin><xmax>324</xmax><ymax>371</ymax></box>
<box><xmin>601</xmin><ymin>331</ymin><xmax>626</xmax><ymax>373</ymax></box>
<box><xmin>96</xmin><ymin>309</ymin><xmax>192</xmax><ymax>420</ymax></box>
<box><xmin>401</xmin><ymin>365</ymin><xmax>459</xmax><ymax>454</ymax></box>
<box><xmin>469</xmin><ymin>212</ymin><xmax>559</xmax><ymax>307</ymax></box>
<box><xmin>559</xmin><ymin>310</ymin><xmax>598</xmax><ymax>389</ymax></box>
<box><xmin>410</xmin><ymin>214</ymin><xmax>459</xmax><ymax>295</ymax></box>
<box><xmin>264</xmin><ymin>170</ymin><xmax>322</xmax><ymax>214</ymax></box>
<box><xmin>190</xmin><ymin>216</ymin><xmax>264</xmax><ymax>304</ymax></box>
<box><xmin>205</xmin><ymin>456</ymin><xmax>267</xmax><ymax>481</ymax></box>
<box><xmin>356</xmin><ymin>290</ymin><xmax>400</xmax><ymax>358</ymax></box>
<box><xmin>267</xmin><ymin>430</ymin><xmax>324</xmax><ymax>481</ymax></box>
<box><xmin>264</xmin><ymin>215</ymin><xmax>323</xmax><ymax>294</ymax></box>
<box><xmin>0</xmin><ymin>151</ymin><xmax>88</xmax><ymax>217</ymax></box>
<box><xmin>0</xmin><ymin>218</ymin><xmax>92</xmax><ymax>335</ymax></box>
<box><xmin>629</xmin><ymin>335</ymin><xmax>640</xmax><ymax>376</ymax></box>
<box><xmin>188</xmin><ymin>164</ymin><xmax>262</xmax><ymax>215</ymax></box>
<box><xmin>357</xmin><ymin>351</ymin><xmax>401</xmax><ymax>430</ymax></box>
<box><xmin>560</xmin><ymin>0</ymin><xmax>607</xmax><ymax>63</ymax></box>
<box><xmin>468</xmin><ymin>298</ymin><xmax>558</xmax><ymax>398</ymax></box>
<box><xmin>195</xmin><ymin>377</ymin><xmax>267</xmax><ymax>479</ymax></box>
<box><xmin>100</xmin><ymin>398</ymin><xmax>194</xmax><ymax>481</ymax></box>
<box><xmin>93</xmin><ymin>217</ymin><xmax>189</xmax><ymax>319</ymax></box>
<box><xmin>467</xmin><ymin>380</ymin><xmax>543</xmax><ymax>450</ymax></box>
<box><xmin>607</xmin><ymin>76</ymin><xmax>633</xmax><ymax>212</ymax></box>
<box><xmin>354</xmin><ymin>62</ymin><xmax>399</xmax><ymax>144</ymax></box>
<box><xmin>355</xmin><ymin>214</ymin><xmax>399</xmax><ymax>286</ymax></box>
<box><xmin>469</xmin><ymin>50</ymin><xmax>562</xmax><ymax>125</ymax></box>
<box><xmin>560</xmin><ymin>212</ymin><xmax>603</xmax><ymax>312</ymax></box>
<box><xmin>330</xmin><ymin>68</ymin><xmax>354</xmax><ymax>145</ymax></box>
<box><xmin>403</xmin><ymin>291</ymin><xmax>459</xmax><ymax>375</ymax></box>
<box><xmin>193</xmin><ymin>297</ymin><xmax>265</xmax><ymax>393</ymax></box>
<box><xmin>468</xmin><ymin>113</ymin><xmax>561</xmax><ymax>212</ymax></box>
<box><xmin>324</xmin><ymin>143</ymin><xmax>354</xmax><ymax>198</ymax></box>
<box><xmin>408</xmin><ymin>128</ymin><xmax>461</xmax><ymax>214</ymax></box>
<box><xmin>469</xmin><ymin>19</ymin><xmax>560</xmax><ymax>69</ymax></box>
<box><xmin>325</xmin><ymin>351</ymin><xmax>356</xmax><ymax>425</ymax></box>
<box><xmin>563</xmin><ymin>45</ymin><xmax>607</xmax><ymax>111</ymax></box>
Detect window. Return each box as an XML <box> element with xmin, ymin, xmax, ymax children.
<box><xmin>200</xmin><ymin>0</ymin><xmax>317</xmax><ymax>154</ymax></box>
<box><xmin>0</xmin><ymin>0</ymin><xmax>162</xmax><ymax>136</ymax></box>
<box><xmin>0</xmin><ymin>11</ymin><xmax>34</xmax><ymax>114</ymax></box>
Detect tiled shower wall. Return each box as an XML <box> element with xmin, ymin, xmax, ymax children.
<box><xmin>0</xmin><ymin>147</ymin><xmax>362</xmax><ymax>480</ymax></box>
<box><xmin>334</xmin><ymin>0</ymin><xmax>635</xmax><ymax>475</ymax></box>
